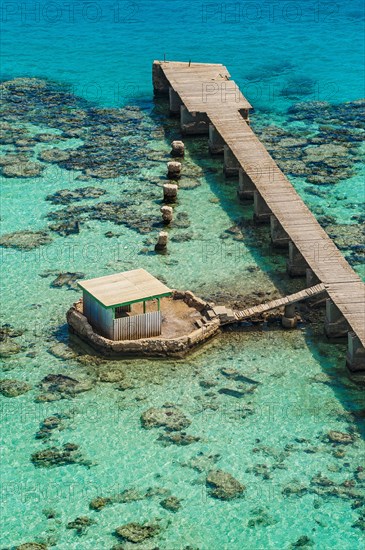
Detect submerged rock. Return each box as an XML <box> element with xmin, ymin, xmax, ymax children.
<box><xmin>46</xmin><ymin>186</ymin><xmax>107</xmax><ymax>205</ymax></box>
<box><xmin>89</xmin><ymin>496</ymin><xmax>112</xmax><ymax>511</ymax></box>
<box><xmin>114</xmin><ymin>522</ymin><xmax>161</xmax><ymax>543</ymax></box>
<box><xmin>157</xmin><ymin>431</ymin><xmax>200</xmax><ymax>446</ymax></box>
<box><xmin>31</xmin><ymin>443</ymin><xmax>91</xmax><ymax>468</ymax></box>
<box><xmin>0</xmin><ymin>230</ymin><xmax>52</xmax><ymax>250</ymax></box>
<box><xmin>220</xmin><ymin>367</ymin><xmax>261</xmax><ymax>385</ymax></box>
<box><xmin>247</xmin><ymin>507</ymin><xmax>277</xmax><ymax>528</ymax></box>
<box><xmin>282</xmin><ymin>482</ymin><xmax>308</xmax><ymax>496</ymax></box>
<box><xmin>0</xmin><ymin>339</ymin><xmax>22</xmax><ymax>358</ymax></box>
<box><xmin>160</xmin><ymin>496</ymin><xmax>181</xmax><ymax>512</ymax></box>
<box><xmin>38</xmin><ymin>148</ymin><xmax>72</xmax><ymax>163</ymax></box>
<box><xmin>0</xmin><ymin>324</ymin><xmax>24</xmax><ymax>341</ymax></box>
<box><xmin>35</xmin><ymin>415</ymin><xmax>64</xmax><ymax>439</ymax></box>
<box><xmin>38</xmin><ymin>373</ymin><xmax>93</xmax><ymax>399</ymax></box>
<box><xmin>218</xmin><ymin>387</ymin><xmax>255</xmax><ymax>398</ymax></box>
<box><xmin>141</xmin><ymin>404</ymin><xmax>191</xmax><ymax>431</ymax></box>
<box><xmin>352</xmin><ymin>512</ymin><xmax>365</xmax><ymax>531</ymax></box>
<box><xmin>0</xmin><ymin>379</ymin><xmax>32</xmax><ymax>397</ymax></box>
<box><xmin>66</xmin><ymin>516</ymin><xmax>96</xmax><ymax>534</ymax></box>
<box><xmin>289</xmin><ymin>536</ymin><xmax>314</xmax><ymax>548</ymax></box>
<box><xmin>2</xmin><ymin>160</ymin><xmax>44</xmax><ymax>178</ymax></box>
<box><xmin>49</xmin><ymin>220</ymin><xmax>80</xmax><ymax>236</ymax></box>
<box><xmin>327</xmin><ymin>430</ymin><xmax>355</xmax><ymax>444</ymax></box>
<box><xmin>206</xmin><ymin>469</ymin><xmax>245</xmax><ymax>500</ymax></box>
<box><xmin>50</xmin><ymin>272</ymin><xmax>85</xmax><ymax>290</ymax></box>
<box><xmin>182</xmin><ymin>453</ymin><xmax>221</xmax><ymax>473</ymax></box>
<box><xmin>98</xmin><ymin>369</ymin><xmax>125</xmax><ymax>383</ymax></box>
<box><xmin>16</xmin><ymin>544</ymin><xmax>48</xmax><ymax>550</ymax></box>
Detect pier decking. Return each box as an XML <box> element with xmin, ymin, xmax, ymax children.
<box><xmin>153</xmin><ymin>61</ymin><xmax>365</xmax><ymax>370</ymax></box>
<box><xmin>234</xmin><ymin>284</ymin><xmax>326</xmax><ymax>322</ymax></box>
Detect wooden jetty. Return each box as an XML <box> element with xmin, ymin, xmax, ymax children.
<box><xmin>153</xmin><ymin>61</ymin><xmax>365</xmax><ymax>371</ymax></box>
<box><xmin>233</xmin><ymin>284</ymin><xmax>326</xmax><ymax>322</ymax></box>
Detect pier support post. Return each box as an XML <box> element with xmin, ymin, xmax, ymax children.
<box><xmin>253</xmin><ymin>191</ymin><xmax>272</xmax><ymax>224</ymax></box>
<box><xmin>287</xmin><ymin>241</ymin><xmax>309</xmax><ymax>277</ymax></box>
<box><xmin>237</xmin><ymin>168</ymin><xmax>255</xmax><ymax>200</ymax></box>
<box><xmin>155</xmin><ymin>231</ymin><xmax>168</xmax><ymax>253</ymax></box>
<box><xmin>180</xmin><ymin>106</ymin><xmax>209</xmax><ymax>135</ymax></box>
<box><xmin>161</xmin><ymin>205</ymin><xmax>173</xmax><ymax>224</ymax></box>
<box><xmin>163</xmin><ymin>183</ymin><xmax>178</xmax><ymax>203</ymax></box>
<box><xmin>171</xmin><ymin>140</ymin><xmax>185</xmax><ymax>157</ymax></box>
<box><xmin>324</xmin><ymin>299</ymin><xmax>350</xmax><ymax>339</ymax></box>
<box><xmin>306</xmin><ymin>268</ymin><xmax>320</xmax><ymax>287</ymax></box>
<box><xmin>223</xmin><ymin>145</ymin><xmax>239</xmax><ymax>177</ymax></box>
<box><xmin>282</xmin><ymin>303</ymin><xmax>297</xmax><ymax>329</ymax></box>
<box><xmin>152</xmin><ymin>62</ymin><xmax>170</xmax><ymax>96</ymax></box>
<box><xmin>208</xmin><ymin>124</ymin><xmax>225</xmax><ymax>155</ymax></box>
<box><xmin>169</xmin><ymin>87</ymin><xmax>183</xmax><ymax>115</ymax></box>
<box><xmin>346</xmin><ymin>332</ymin><xmax>365</xmax><ymax>372</ymax></box>
<box><xmin>270</xmin><ymin>215</ymin><xmax>290</xmax><ymax>247</ymax></box>
<box><xmin>167</xmin><ymin>161</ymin><xmax>181</xmax><ymax>179</ymax></box>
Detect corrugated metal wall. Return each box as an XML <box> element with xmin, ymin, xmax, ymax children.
<box><xmin>113</xmin><ymin>311</ymin><xmax>161</xmax><ymax>340</ymax></box>
<box><xmin>82</xmin><ymin>292</ymin><xmax>114</xmax><ymax>339</ymax></box>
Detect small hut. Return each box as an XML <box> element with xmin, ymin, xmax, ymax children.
<box><xmin>77</xmin><ymin>269</ymin><xmax>172</xmax><ymax>341</ymax></box>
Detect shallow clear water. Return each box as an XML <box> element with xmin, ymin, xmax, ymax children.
<box><xmin>1</xmin><ymin>1</ymin><xmax>365</xmax><ymax>549</ymax></box>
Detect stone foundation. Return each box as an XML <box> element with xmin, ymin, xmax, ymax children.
<box><xmin>67</xmin><ymin>291</ymin><xmax>220</xmax><ymax>358</ymax></box>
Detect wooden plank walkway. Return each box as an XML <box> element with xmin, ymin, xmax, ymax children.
<box><xmin>155</xmin><ymin>61</ymin><xmax>365</xmax><ymax>346</ymax></box>
<box><xmin>234</xmin><ymin>284</ymin><xmax>326</xmax><ymax>321</ymax></box>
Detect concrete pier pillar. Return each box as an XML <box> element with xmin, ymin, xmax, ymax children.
<box><xmin>161</xmin><ymin>205</ymin><xmax>173</xmax><ymax>224</ymax></box>
<box><xmin>270</xmin><ymin>215</ymin><xmax>290</xmax><ymax>247</ymax></box>
<box><xmin>253</xmin><ymin>191</ymin><xmax>272</xmax><ymax>224</ymax></box>
<box><xmin>155</xmin><ymin>231</ymin><xmax>168</xmax><ymax>252</ymax></box>
<box><xmin>346</xmin><ymin>332</ymin><xmax>365</xmax><ymax>372</ymax></box>
<box><xmin>170</xmin><ymin>140</ymin><xmax>185</xmax><ymax>157</ymax></box>
<box><xmin>306</xmin><ymin>268</ymin><xmax>320</xmax><ymax>287</ymax></box>
<box><xmin>169</xmin><ymin>87</ymin><xmax>183</xmax><ymax>115</ymax></box>
<box><xmin>287</xmin><ymin>241</ymin><xmax>309</xmax><ymax>277</ymax></box>
<box><xmin>163</xmin><ymin>183</ymin><xmax>178</xmax><ymax>203</ymax></box>
<box><xmin>237</xmin><ymin>168</ymin><xmax>255</xmax><ymax>200</ymax></box>
<box><xmin>152</xmin><ymin>62</ymin><xmax>170</xmax><ymax>96</ymax></box>
<box><xmin>324</xmin><ymin>299</ymin><xmax>350</xmax><ymax>339</ymax></box>
<box><xmin>208</xmin><ymin>124</ymin><xmax>225</xmax><ymax>155</ymax></box>
<box><xmin>167</xmin><ymin>161</ymin><xmax>181</xmax><ymax>179</ymax></box>
<box><xmin>180</xmin><ymin>106</ymin><xmax>209</xmax><ymax>135</ymax></box>
<box><xmin>223</xmin><ymin>145</ymin><xmax>240</xmax><ymax>177</ymax></box>
<box><xmin>282</xmin><ymin>303</ymin><xmax>297</xmax><ymax>329</ymax></box>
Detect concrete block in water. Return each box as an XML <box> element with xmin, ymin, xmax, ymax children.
<box><xmin>171</xmin><ymin>140</ymin><xmax>185</xmax><ymax>157</ymax></box>
<box><xmin>281</xmin><ymin>303</ymin><xmax>297</xmax><ymax>328</ymax></box>
<box><xmin>167</xmin><ymin>161</ymin><xmax>181</xmax><ymax>179</ymax></box>
<box><xmin>155</xmin><ymin>231</ymin><xmax>168</xmax><ymax>252</ymax></box>
<box><xmin>161</xmin><ymin>205</ymin><xmax>173</xmax><ymax>224</ymax></box>
<box><xmin>163</xmin><ymin>183</ymin><xmax>178</xmax><ymax>203</ymax></box>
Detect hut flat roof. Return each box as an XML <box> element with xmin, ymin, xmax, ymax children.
<box><xmin>78</xmin><ymin>269</ymin><xmax>172</xmax><ymax>308</ymax></box>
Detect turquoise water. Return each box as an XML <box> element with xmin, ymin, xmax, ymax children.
<box><xmin>1</xmin><ymin>1</ymin><xmax>365</xmax><ymax>548</ymax></box>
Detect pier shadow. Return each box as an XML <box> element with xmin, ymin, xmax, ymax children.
<box><xmin>149</xmin><ymin>97</ymin><xmax>365</xmax><ymax>440</ymax></box>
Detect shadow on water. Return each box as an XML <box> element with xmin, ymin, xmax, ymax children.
<box><xmin>149</xmin><ymin>96</ymin><xmax>365</xmax><ymax>440</ymax></box>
